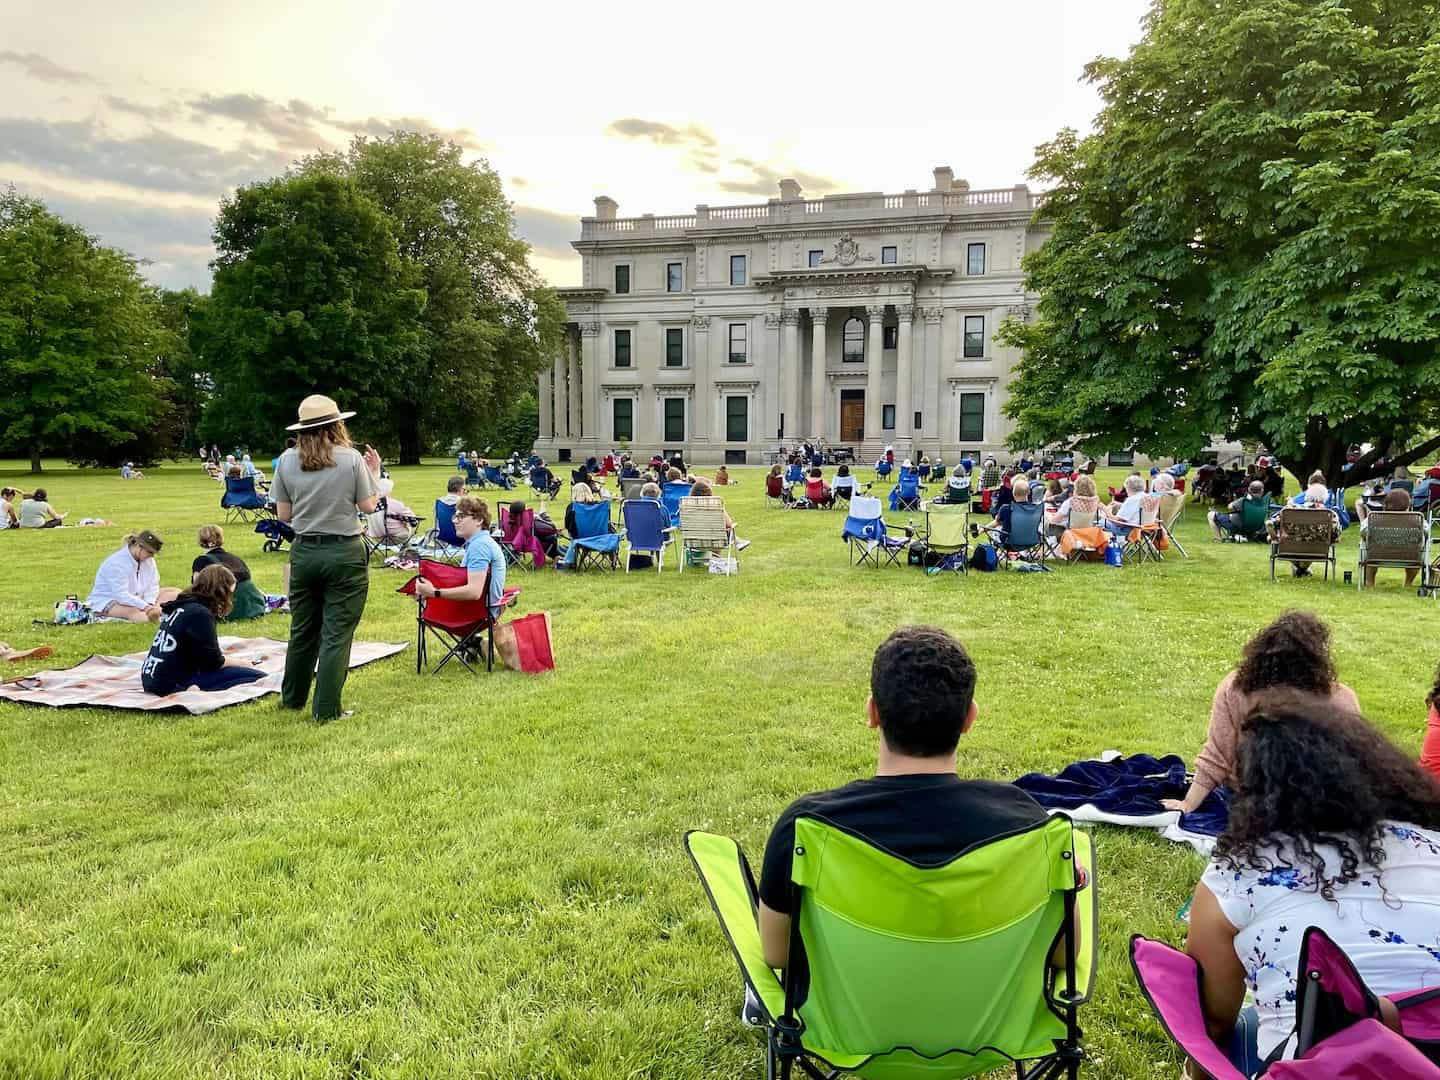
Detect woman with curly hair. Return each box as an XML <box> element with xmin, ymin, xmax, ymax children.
<box><xmin>1184</xmin><ymin>691</ymin><xmax>1440</xmax><ymax>1073</ymax></box>
<box><xmin>1162</xmin><ymin>611</ymin><xmax>1360</xmax><ymax>813</ymax></box>
<box><xmin>1423</xmin><ymin>665</ymin><xmax>1440</xmax><ymax>781</ymax></box>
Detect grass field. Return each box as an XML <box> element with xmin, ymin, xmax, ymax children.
<box><xmin>1</xmin><ymin>459</ymin><xmax>1436</xmax><ymax>1079</ymax></box>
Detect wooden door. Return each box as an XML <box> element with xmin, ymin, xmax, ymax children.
<box><xmin>839</xmin><ymin>392</ymin><xmax>865</xmax><ymax>443</ymax></box>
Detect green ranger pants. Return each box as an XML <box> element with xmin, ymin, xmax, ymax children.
<box><xmin>282</xmin><ymin>535</ymin><xmax>369</xmax><ymax>721</ymax></box>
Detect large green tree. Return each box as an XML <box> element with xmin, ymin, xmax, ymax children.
<box><xmin>298</xmin><ymin>133</ymin><xmax>566</xmax><ymax>463</ymax></box>
<box><xmin>999</xmin><ymin>0</ymin><xmax>1440</xmax><ymax>485</ymax></box>
<box><xmin>197</xmin><ymin>173</ymin><xmax>426</xmax><ymax>453</ymax></box>
<box><xmin>0</xmin><ymin>189</ymin><xmax>172</xmax><ymax>473</ymax></box>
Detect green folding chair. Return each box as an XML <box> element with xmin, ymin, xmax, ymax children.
<box><xmin>923</xmin><ymin>502</ymin><xmax>969</xmax><ymax>575</ymax></box>
<box><xmin>685</xmin><ymin>813</ymin><xmax>1097</xmax><ymax>1080</ymax></box>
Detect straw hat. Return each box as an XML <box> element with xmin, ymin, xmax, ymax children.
<box><xmin>287</xmin><ymin>394</ymin><xmax>356</xmax><ymax>431</ymax></box>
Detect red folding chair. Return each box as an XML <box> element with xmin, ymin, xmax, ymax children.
<box><xmin>397</xmin><ymin>559</ymin><xmax>518</xmax><ymax>674</ymax></box>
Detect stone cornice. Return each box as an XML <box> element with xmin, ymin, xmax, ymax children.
<box><xmin>756</xmin><ymin>266</ymin><xmax>948</xmax><ymax>287</ymax></box>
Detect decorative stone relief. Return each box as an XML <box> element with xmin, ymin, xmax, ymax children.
<box><xmin>921</xmin><ymin>306</ymin><xmax>944</xmax><ymax>323</ymax></box>
<box><xmin>1006</xmin><ymin>304</ymin><xmax>1032</xmax><ymax>319</ymax></box>
<box><xmin>653</xmin><ymin>384</ymin><xmax>695</xmax><ymax>401</ymax></box>
<box><xmin>763</xmin><ymin>312</ymin><xmax>782</xmax><ymax>329</ymax></box>
<box><xmin>578</xmin><ymin>322</ymin><xmax>601</xmax><ymax>336</ymax></box>
<box><xmin>820</xmin><ymin>234</ymin><xmax>876</xmax><ymax>267</ymax></box>
<box><xmin>865</xmin><ymin>304</ymin><xmax>886</xmax><ymax>318</ymax></box>
<box><xmin>693</xmin><ymin>315</ymin><xmax>710</xmax><ymax>330</ymax></box>
<box><xmin>895</xmin><ymin>305</ymin><xmax>915</xmax><ymax>323</ymax></box>
<box><xmin>780</xmin><ymin>309</ymin><xmax>802</xmax><ymax>326</ymax></box>
<box><xmin>811</xmin><ymin>306</ymin><xmax>830</xmax><ymax>323</ymax></box>
<box><xmin>815</xmin><ymin>284</ymin><xmax>881</xmax><ymax>297</ymax></box>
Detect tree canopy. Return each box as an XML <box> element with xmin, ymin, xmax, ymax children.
<box><xmin>197</xmin><ymin>172</ymin><xmax>427</xmax><ymax>453</ymax></box>
<box><xmin>296</xmin><ymin>133</ymin><xmax>566</xmax><ymax>463</ymax></box>
<box><xmin>998</xmin><ymin>0</ymin><xmax>1440</xmax><ymax>485</ymax></box>
<box><xmin>0</xmin><ymin>189</ymin><xmax>173</xmax><ymax>473</ymax></box>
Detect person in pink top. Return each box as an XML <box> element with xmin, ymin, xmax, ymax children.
<box><xmin>1163</xmin><ymin>610</ymin><xmax>1361</xmax><ymax>813</ymax></box>
<box><xmin>1422</xmin><ymin>665</ymin><xmax>1440</xmax><ymax>781</ymax></box>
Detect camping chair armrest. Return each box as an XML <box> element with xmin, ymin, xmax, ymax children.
<box><xmin>684</xmin><ymin>831</ymin><xmax>786</xmax><ymax>1023</ymax></box>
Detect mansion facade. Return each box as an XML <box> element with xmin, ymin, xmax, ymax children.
<box><xmin>535</xmin><ymin>167</ymin><xmax>1048</xmax><ymax>466</ymax></box>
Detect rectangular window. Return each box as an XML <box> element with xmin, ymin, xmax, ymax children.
<box><xmin>881</xmin><ymin>245</ymin><xmax>897</xmax><ymax>264</ymax></box>
<box><xmin>730</xmin><ymin>254</ymin><xmax>746</xmax><ymax>286</ymax></box>
<box><xmin>666</xmin><ymin>262</ymin><xmax>682</xmax><ymax>292</ymax></box>
<box><xmin>967</xmin><ymin>243</ymin><xmax>986</xmax><ymax>276</ymax></box>
<box><xmin>613</xmin><ymin>328</ymin><xmax>631</xmax><ymax>367</ymax></box>
<box><xmin>1108</xmin><ymin>450</ymin><xmax>1136</xmax><ymax>467</ymax></box>
<box><xmin>959</xmin><ymin>393</ymin><xmax>985</xmax><ymax>442</ymax></box>
<box><xmin>614</xmin><ymin>264</ymin><xmax>630</xmax><ymax>293</ymax></box>
<box><xmin>612</xmin><ymin>397</ymin><xmax>633</xmax><ymax>442</ymax></box>
<box><xmin>914</xmin><ymin>411</ymin><xmax>923</xmax><ymax>430</ymax></box>
<box><xmin>728</xmin><ymin>322</ymin><xmax>748</xmax><ymax>363</ymax></box>
<box><xmin>883</xmin><ymin>325</ymin><xmax>898</xmax><ymax>350</ymax></box>
<box><xmin>882</xmin><ymin>404</ymin><xmax>896</xmax><ymax>431</ymax></box>
<box><xmin>665</xmin><ymin>327</ymin><xmax>684</xmax><ymax>367</ymax></box>
<box><xmin>963</xmin><ymin>315</ymin><xmax>985</xmax><ymax>358</ymax></box>
<box><xmin>664</xmin><ymin>398</ymin><xmax>686</xmax><ymax>442</ymax></box>
<box><xmin>808</xmin><ymin>249</ymin><xmax>823</xmax><ymax>268</ymax></box>
<box><xmin>726</xmin><ymin>396</ymin><xmax>748</xmax><ymax>442</ymax></box>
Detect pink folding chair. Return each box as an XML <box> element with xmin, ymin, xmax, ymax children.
<box><xmin>498</xmin><ymin>506</ymin><xmax>545</xmax><ymax>570</ymax></box>
<box><xmin>1130</xmin><ymin>929</ymin><xmax>1440</xmax><ymax>1078</ymax></box>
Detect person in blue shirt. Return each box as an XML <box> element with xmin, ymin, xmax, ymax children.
<box><xmin>413</xmin><ymin>495</ymin><xmax>507</xmax><ymax>619</ymax></box>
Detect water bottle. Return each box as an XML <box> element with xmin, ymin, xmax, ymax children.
<box><xmin>1105</xmin><ymin>537</ymin><xmax>1124</xmax><ymax>567</ymax></box>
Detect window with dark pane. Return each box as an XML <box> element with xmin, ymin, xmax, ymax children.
<box><xmin>613</xmin><ymin>328</ymin><xmax>631</xmax><ymax>367</ymax></box>
<box><xmin>613</xmin><ymin>398</ymin><xmax>633</xmax><ymax>442</ymax></box>
<box><xmin>963</xmin><ymin>315</ymin><xmax>985</xmax><ymax>358</ymax></box>
<box><xmin>666</xmin><ymin>262</ymin><xmax>682</xmax><ymax>292</ymax></box>
<box><xmin>664</xmin><ymin>398</ymin><xmax>685</xmax><ymax>442</ymax></box>
<box><xmin>881</xmin><ymin>246</ymin><xmax>897</xmax><ymax>264</ymax></box>
<box><xmin>666</xmin><ymin>327</ymin><xmax>684</xmax><ymax>367</ymax></box>
<box><xmin>967</xmin><ymin>243</ymin><xmax>985</xmax><ymax>276</ymax></box>
<box><xmin>808</xmin><ymin>249</ymin><xmax>822</xmax><ymax>268</ymax></box>
<box><xmin>728</xmin><ymin>323</ymin><xmax>747</xmax><ymax>363</ymax></box>
<box><xmin>726</xmin><ymin>396</ymin><xmax>747</xmax><ymax>442</ymax></box>
<box><xmin>883</xmin><ymin>325</ymin><xmax>897</xmax><ymax>350</ymax></box>
<box><xmin>959</xmin><ymin>393</ymin><xmax>985</xmax><ymax>441</ymax></box>
<box><xmin>614</xmin><ymin>264</ymin><xmax>630</xmax><ymax>293</ymax></box>
<box><xmin>730</xmin><ymin>254</ymin><xmax>746</xmax><ymax>286</ymax></box>
<box><xmin>842</xmin><ymin>316</ymin><xmax>864</xmax><ymax>362</ymax></box>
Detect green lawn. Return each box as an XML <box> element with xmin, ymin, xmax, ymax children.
<box><xmin>1</xmin><ymin>460</ymin><xmax>1436</xmax><ymax>1079</ymax></box>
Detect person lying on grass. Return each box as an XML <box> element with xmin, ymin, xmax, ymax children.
<box><xmin>85</xmin><ymin>530</ymin><xmax>181</xmax><ymax>623</ymax></box>
<box><xmin>753</xmin><ymin>625</ymin><xmax>1084</xmax><ymax>994</ymax></box>
<box><xmin>140</xmin><ymin>565</ymin><xmax>269</xmax><ymax>696</ymax></box>
<box><xmin>412</xmin><ymin>496</ymin><xmax>508</xmax><ymax>621</ymax></box>
<box><xmin>1181</xmin><ymin>690</ymin><xmax>1440</xmax><ymax>1076</ymax></box>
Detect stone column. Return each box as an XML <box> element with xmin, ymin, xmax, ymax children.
<box><xmin>537</xmin><ymin>364</ymin><xmax>553</xmax><ymax>441</ymax></box>
<box><xmin>579</xmin><ymin>322</ymin><xmax>599</xmax><ymax>444</ymax></box>
<box><xmin>551</xmin><ymin>348</ymin><xmax>567</xmax><ymax>439</ymax></box>
<box><xmin>761</xmin><ymin>312</ymin><xmax>781</xmax><ymax>441</ymax></box>
<box><xmin>565</xmin><ymin>331</ymin><xmax>580</xmax><ymax>439</ymax></box>
<box><xmin>864</xmin><ymin>305</ymin><xmax>885</xmax><ymax>441</ymax></box>
<box><xmin>895</xmin><ymin>305</ymin><xmax>914</xmax><ymax>449</ymax></box>
<box><xmin>809</xmin><ymin>307</ymin><xmax>829</xmax><ymax>440</ymax></box>
<box><xmin>781</xmin><ymin>310</ymin><xmax>801</xmax><ymax>441</ymax></box>
<box><xmin>691</xmin><ymin>315</ymin><xmax>710</xmax><ymax>448</ymax></box>
<box><xmin>922</xmin><ymin>306</ymin><xmax>943</xmax><ymax>442</ymax></box>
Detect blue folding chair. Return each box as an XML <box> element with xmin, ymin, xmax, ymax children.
<box><xmin>463</xmin><ymin>461</ymin><xmax>483</xmax><ymax>486</ymax></box>
<box><xmin>416</xmin><ymin>500</ymin><xmax>466</xmax><ymax>564</ymax></box>
<box><xmin>621</xmin><ymin>499</ymin><xmax>674</xmax><ymax>572</ymax></box>
<box><xmin>530</xmin><ymin>466</ymin><xmax>561</xmax><ymax>499</ymax></box>
<box><xmin>221</xmin><ymin>475</ymin><xmax>269</xmax><ymax>524</ymax></box>
<box><xmin>889</xmin><ymin>469</ymin><xmax>922</xmax><ymax>512</ymax></box>
<box><xmin>988</xmin><ymin>501</ymin><xmax>1049</xmax><ymax>566</ymax></box>
<box><xmin>875</xmin><ymin>458</ymin><xmax>894</xmax><ymax>481</ymax></box>
<box><xmin>661</xmin><ymin>480</ymin><xmax>692</xmax><ymax>528</ymax></box>
<box><xmin>484</xmin><ymin>464</ymin><xmax>514</xmax><ymax>490</ymax></box>
<box><xmin>841</xmin><ymin>494</ymin><xmax>908</xmax><ymax>568</ymax></box>
<box><xmin>566</xmin><ymin>500</ymin><xmax>620</xmax><ymax>570</ymax></box>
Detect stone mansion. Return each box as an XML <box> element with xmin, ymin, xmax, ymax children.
<box><xmin>534</xmin><ymin>167</ymin><xmax>1048</xmax><ymax>466</ymax></box>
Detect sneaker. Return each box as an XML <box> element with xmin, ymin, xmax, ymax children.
<box><xmin>315</xmin><ymin>710</ymin><xmax>354</xmax><ymax>725</ymax></box>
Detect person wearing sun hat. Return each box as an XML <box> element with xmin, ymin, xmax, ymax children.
<box><xmin>85</xmin><ymin>529</ymin><xmax>180</xmax><ymax>623</ymax></box>
<box><xmin>270</xmin><ymin>394</ymin><xmax>381</xmax><ymax>723</ymax></box>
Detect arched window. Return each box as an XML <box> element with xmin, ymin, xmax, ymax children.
<box><xmin>842</xmin><ymin>316</ymin><xmax>865</xmax><ymax>362</ymax></box>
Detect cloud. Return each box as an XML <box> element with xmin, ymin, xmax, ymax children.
<box><xmin>0</xmin><ymin>51</ymin><xmax>94</xmax><ymax>85</ymax></box>
<box><xmin>103</xmin><ymin>95</ymin><xmax>177</xmax><ymax>121</ymax></box>
<box><xmin>333</xmin><ymin>114</ymin><xmax>485</xmax><ymax>150</ymax></box>
<box><xmin>0</xmin><ymin>116</ymin><xmax>294</xmax><ymax>196</ymax></box>
<box><xmin>6</xmin><ymin>178</ymin><xmax>216</xmax><ymax>290</ymax></box>
<box><xmin>189</xmin><ymin>92</ymin><xmax>336</xmax><ymax>151</ymax></box>
<box><xmin>511</xmin><ymin>204</ymin><xmax>578</xmax><ymax>262</ymax></box>
<box><xmin>717</xmin><ymin>161</ymin><xmax>841</xmax><ymax>197</ymax></box>
<box><xmin>606</xmin><ymin>117</ymin><xmax>716</xmax><ymax>149</ymax></box>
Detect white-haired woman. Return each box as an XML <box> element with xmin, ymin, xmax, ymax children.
<box><xmin>1102</xmin><ymin>474</ymin><xmax>1147</xmax><ymax>539</ymax></box>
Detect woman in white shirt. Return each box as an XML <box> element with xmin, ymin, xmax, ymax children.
<box><xmin>85</xmin><ymin>530</ymin><xmax>181</xmax><ymax>623</ymax></box>
<box><xmin>1185</xmin><ymin>689</ymin><xmax>1440</xmax><ymax>1075</ymax></box>
<box><xmin>0</xmin><ymin>487</ymin><xmax>18</xmax><ymax>529</ymax></box>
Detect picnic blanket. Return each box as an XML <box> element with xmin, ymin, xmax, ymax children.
<box><xmin>1014</xmin><ymin>751</ymin><xmax>1231</xmax><ymax>854</ymax></box>
<box><xmin>0</xmin><ymin>637</ymin><xmax>407</xmax><ymax>715</ymax></box>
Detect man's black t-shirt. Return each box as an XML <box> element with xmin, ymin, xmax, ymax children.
<box><xmin>140</xmin><ymin>598</ymin><xmax>225</xmax><ymax>695</ymax></box>
<box><xmin>758</xmin><ymin>774</ymin><xmax>1049</xmax><ymax>914</ymax></box>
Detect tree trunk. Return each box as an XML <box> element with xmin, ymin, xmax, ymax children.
<box><xmin>397</xmin><ymin>414</ymin><xmax>423</xmax><ymax>466</ymax></box>
<box><xmin>29</xmin><ymin>446</ymin><xmax>42</xmax><ymax>474</ymax></box>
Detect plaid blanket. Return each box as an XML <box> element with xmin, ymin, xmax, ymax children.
<box><xmin>0</xmin><ymin>637</ymin><xmax>407</xmax><ymax>715</ymax></box>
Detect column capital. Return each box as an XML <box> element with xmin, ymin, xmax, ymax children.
<box><xmin>763</xmin><ymin>312</ymin><xmax>782</xmax><ymax>329</ymax></box>
<box><xmin>921</xmin><ymin>306</ymin><xmax>944</xmax><ymax>323</ymax></box>
<box><xmin>865</xmin><ymin>304</ymin><xmax>886</xmax><ymax>318</ymax></box>
<box><xmin>895</xmin><ymin>305</ymin><xmax>915</xmax><ymax>323</ymax></box>
<box><xmin>811</xmin><ymin>306</ymin><xmax>830</xmax><ymax>324</ymax></box>
<box><xmin>693</xmin><ymin>314</ymin><xmax>710</xmax><ymax>331</ymax></box>
<box><xmin>578</xmin><ymin>321</ymin><xmax>601</xmax><ymax>337</ymax></box>
<box><xmin>780</xmin><ymin>309</ymin><xmax>802</xmax><ymax>326</ymax></box>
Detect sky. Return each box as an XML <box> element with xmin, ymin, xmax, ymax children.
<box><xmin>0</xmin><ymin>0</ymin><xmax>1154</xmax><ymax>292</ymax></box>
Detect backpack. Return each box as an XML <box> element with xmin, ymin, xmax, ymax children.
<box><xmin>53</xmin><ymin>596</ymin><xmax>88</xmax><ymax>625</ymax></box>
<box><xmin>968</xmin><ymin>544</ymin><xmax>998</xmax><ymax>572</ymax></box>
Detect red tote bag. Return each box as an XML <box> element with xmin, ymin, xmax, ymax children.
<box><xmin>493</xmin><ymin>612</ymin><xmax>555</xmax><ymax>673</ymax></box>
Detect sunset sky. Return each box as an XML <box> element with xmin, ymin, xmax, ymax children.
<box><xmin>1</xmin><ymin>0</ymin><xmax>1152</xmax><ymax>291</ymax></box>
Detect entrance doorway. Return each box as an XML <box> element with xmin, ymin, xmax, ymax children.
<box><xmin>839</xmin><ymin>389</ymin><xmax>865</xmax><ymax>443</ymax></box>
